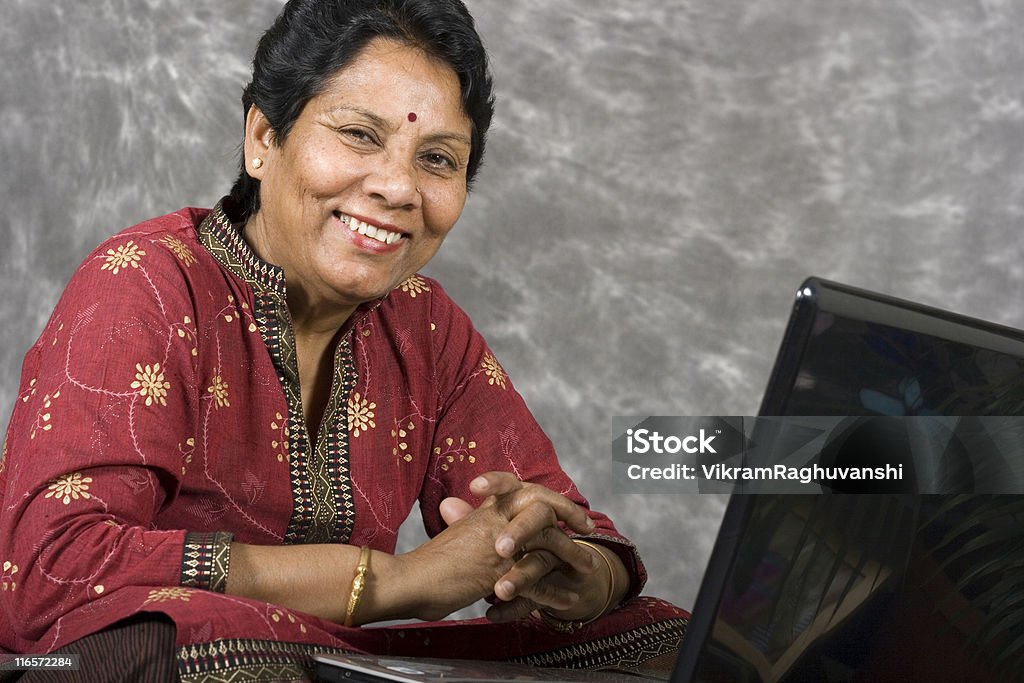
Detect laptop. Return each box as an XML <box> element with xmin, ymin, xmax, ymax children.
<box><xmin>314</xmin><ymin>654</ymin><xmax>661</xmax><ymax>682</ymax></box>
<box><xmin>318</xmin><ymin>277</ymin><xmax>1024</xmax><ymax>683</ymax></box>
<box><xmin>674</xmin><ymin>277</ymin><xmax>1024</xmax><ymax>682</ymax></box>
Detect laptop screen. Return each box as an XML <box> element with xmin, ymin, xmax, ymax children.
<box><xmin>759</xmin><ymin>277</ymin><xmax>1024</xmax><ymax>417</ymax></box>
<box><xmin>678</xmin><ymin>494</ymin><xmax>917</xmax><ymax>682</ymax></box>
<box><xmin>676</xmin><ymin>278</ymin><xmax>1024</xmax><ymax>682</ymax></box>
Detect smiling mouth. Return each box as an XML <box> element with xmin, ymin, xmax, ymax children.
<box><xmin>336</xmin><ymin>212</ymin><xmax>404</xmax><ymax>245</ymax></box>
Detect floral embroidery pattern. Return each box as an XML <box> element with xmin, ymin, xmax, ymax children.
<box><xmin>392</xmin><ymin>421</ymin><xmax>416</xmax><ymax>462</ymax></box>
<box><xmin>30</xmin><ymin>391</ymin><xmax>60</xmax><ymax>440</ymax></box>
<box><xmin>399</xmin><ymin>275</ymin><xmax>431</xmax><ymax>298</ymax></box>
<box><xmin>481</xmin><ymin>353</ymin><xmax>508</xmax><ymax>390</ymax></box>
<box><xmin>144</xmin><ymin>587</ymin><xmax>193</xmax><ymax>604</ymax></box>
<box><xmin>45</xmin><ymin>472</ymin><xmax>92</xmax><ymax>505</ymax></box>
<box><xmin>179</xmin><ymin>437</ymin><xmax>196</xmax><ymax>475</ymax></box>
<box><xmin>434</xmin><ymin>436</ymin><xmax>477</xmax><ymax>472</ymax></box>
<box><xmin>19</xmin><ymin>377</ymin><xmax>37</xmax><ymax>403</ymax></box>
<box><xmin>1</xmin><ymin>561</ymin><xmax>17</xmax><ymax>592</ymax></box>
<box><xmin>241</xmin><ymin>301</ymin><xmax>259</xmax><ymax>334</ymax></box>
<box><xmin>270</xmin><ymin>609</ymin><xmax>308</xmax><ymax>633</ymax></box>
<box><xmin>271</xmin><ymin>413</ymin><xmax>290</xmax><ymax>463</ymax></box>
<box><xmin>101</xmin><ymin>240</ymin><xmax>146</xmax><ymax>275</ymax></box>
<box><xmin>219</xmin><ymin>295</ymin><xmax>260</xmax><ymax>334</ymax></box>
<box><xmin>175</xmin><ymin>316</ymin><xmax>199</xmax><ymax>358</ymax></box>
<box><xmin>131</xmin><ymin>363</ymin><xmax>170</xmax><ymax>407</ymax></box>
<box><xmin>50</xmin><ymin>322</ymin><xmax>64</xmax><ymax>348</ymax></box>
<box><xmin>222</xmin><ymin>295</ymin><xmax>238</xmax><ymax>324</ymax></box>
<box><xmin>160</xmin><ymin>235</ymin><xmax>197</xmax><ymax>267</ymax></box>
<box><xmin>348</xmin><ymin>392</ymin><xmax>376</xmax><ymax>438</ymax></box>
<box><xmin>208</xmin><ymin>375</ymin><xmax>230</xmax><ymax>409</ymax></box>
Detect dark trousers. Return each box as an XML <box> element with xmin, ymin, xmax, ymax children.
<box><xmin>3</xmin><ymin>614</ymin><xmax>178</xmax><ymax>683</ymax></box>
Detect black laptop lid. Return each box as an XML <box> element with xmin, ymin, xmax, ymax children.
<box><xmin>674</xmin><ymin>277</ymin><xmax>1024</xmax><ymax>682</ymax></box>
<box><xmin>759</xmin><ymin>277</ymin><xmax>1024</xmax><ymax>417</ymax></box>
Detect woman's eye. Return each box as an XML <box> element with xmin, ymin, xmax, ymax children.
<box><xmin>341</xmin><ymin>127</ymin><xmax>377</xmax><ymax>145</ymax></box>
<box><xmin>421</xmin><ymin>152</ymin><xmax>457</xmax><ymax>173</ymax></box>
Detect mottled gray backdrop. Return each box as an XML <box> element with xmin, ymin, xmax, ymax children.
<box><xmin>4</xmin><ymin>1</ymin><xmax>1024</xmax><ymax>613</ymax></box>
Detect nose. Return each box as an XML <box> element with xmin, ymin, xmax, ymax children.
<box><xmin>362</xmin><ymin>153</ymin><xmax>420</xmax><ymax>209</ymax></box>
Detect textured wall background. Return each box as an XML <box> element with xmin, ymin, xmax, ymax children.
<box><xmin>4</xmin><ymin>1</ymin><xmax>1024</xmax><ymax>614</ymax></box>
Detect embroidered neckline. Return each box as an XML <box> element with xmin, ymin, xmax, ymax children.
<box><xmin>196</xmin><ymin>198</ymin><xmax>358</xmax><ymax>544</ymax></box>
<box><xmin>197</xmin><ymin>199</ymin><xmax>286</xmax><ymax>296</ymax></box>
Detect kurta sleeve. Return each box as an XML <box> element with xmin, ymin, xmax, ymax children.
<box><xmin>415</xmin><ymin>282</ymin><xmax>647</xmax><ymax>601</ymax></box>
<box><xmin>0</xmin><ymin>224</ymin><xmax>233</xmax><ymax>645</ymax></box>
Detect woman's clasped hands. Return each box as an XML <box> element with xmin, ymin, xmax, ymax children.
<box><xmin>403</xmin><ymin>472</ymin><xmax>627</xmax><ymax>626</ymax></box>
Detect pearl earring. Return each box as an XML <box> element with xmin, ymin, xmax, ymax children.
<box><xmin>251</xmin><ymin>157</ymin><xmax>264</xmax><ymax>170</ymax></box>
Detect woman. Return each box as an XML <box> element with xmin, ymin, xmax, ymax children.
<box><xmin>0</xmin><ymin>0</ymin><xmax>687</xmax><ymax>680</ymax></box>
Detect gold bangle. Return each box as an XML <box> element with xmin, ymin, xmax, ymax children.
<box><xmin>344</xmin><ymin>545</ymin><xmax>371</xmax><ymax>628</ymax></box>
<box><xmin>539</xmin><ymin>539</ymin><xmax>617</xmax><ymax>633</ymax></box>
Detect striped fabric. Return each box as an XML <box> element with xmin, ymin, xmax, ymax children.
<box><xmin>16</xmin><ymin>615</ymin><xmax>178</xmax><ymax>683</ymax></box>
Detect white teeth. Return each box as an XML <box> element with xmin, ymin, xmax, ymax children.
<box><xmin>340</xmin><ymin>213</ymin><xmax>402</xmax><ymax>245</ymax></box>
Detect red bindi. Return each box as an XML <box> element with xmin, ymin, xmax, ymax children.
<box><xmin>408</xmin><ymin>112</ymin><xmax>417</xmax><ymax>122</ymax></box>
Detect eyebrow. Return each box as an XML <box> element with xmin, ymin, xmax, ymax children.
<box><xmin>421</xmin><ymin>131</ymin><xmax>472</xmax><ymax>147</ymax></box>
<box><xmin>328</xmin><ymin>105</ymin><xmax>472</xmax><ymax>147</ymax></box>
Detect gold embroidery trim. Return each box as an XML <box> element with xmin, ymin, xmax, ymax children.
<box><xmin>181</xmin><ymin>531</ymin><xmax>234</xmax><ymax>593</ymax></box>
<box><xmin>177</xmin><ymin>638</ymin><xmax>356</xmax><ymax>683</ymax></box>
<box><xmin>513</xmin><ymin>615</ymin><xmax>689</xmax><ymax>670</ymax></box>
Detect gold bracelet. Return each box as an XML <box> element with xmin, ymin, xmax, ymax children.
<box><xmin>539</xmin><ymin>539</ymin><xmax>617</xmax><ymax>633</ymax></box>
<box><xmin>344</xmin><ymin>545</ymin><xmax>371</xmax><ymax>628</ymax></box>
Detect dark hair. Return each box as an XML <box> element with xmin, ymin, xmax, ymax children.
<box><xmin>228</xmin><ymin>0</ymin><xmax>495</xmax><ymax>219</ymax></box>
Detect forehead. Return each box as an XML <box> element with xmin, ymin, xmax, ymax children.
<box><xmin>312</xmin><ymin>38</ymin><xmax>471</xmax><ymax>137</ymax></box>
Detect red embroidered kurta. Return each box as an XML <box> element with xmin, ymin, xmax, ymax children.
<box><xmin>0</xmin><ymin>202</ymin><xmax>687</xmax><ymax>681</ymax></box>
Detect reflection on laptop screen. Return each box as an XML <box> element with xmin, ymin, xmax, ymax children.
<box><xmin>760</xmin><ymin>278</ymin><xmax>1024</xmax><ymax>417</ymax></box>
<box><xmin>687</xmin><ymin>495</ymin><xmax>915</xmax><ymax>682</ymax></box>
<box><xmin>677</xmin><ymin>278</ymin><xmax>1024</xmax><ymax>683</ymax></box>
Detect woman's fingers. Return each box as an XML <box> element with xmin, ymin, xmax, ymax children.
<box><xmin>439</xmin><ymin>496</ymin><xmax>474</xmax><ymax>526</ymax></box>
<box><xmin>495</xmin><ymin>509</ymin><xmax>596</xmax><ymax>575</ymax></box>
<box><xmin>485</xmin><ymin>596</ymin><xmax>538</xmax><ymax>623</ymax></box>
<box><xmin>404</xmin><ymin>501</ymin><xmax>524</xmax><ymax>621</ymax></box>
<box><xmin>470</xmin><ymin>472</ymin><xmax>596</xmax><ymax>555</ymax></box>
<box><xmin>494</xmin><ymin>549</ymin><xmax>559</xmax><ymax>601</ymax></box>
<box><xmin>469</xmin><ymin>472</ymin><xmax>520</xmax><ymax>498</ymax></box>
<box><xmin>486</xmin><ymin>552</ymin><xmax>589</xmax><ymax>623</ymax></box>
<box><xmin>485</xmin><ymin>562</ymin><xmax>582</xmax><ymax>623</ymax></box>
<box><xmin>422</xmin><ymin>480</ymin><xmax>615</xmax><ymax>623</ymax></box>
<box><xmin>492</xmin><ymin>499</ymin><xmax>552</xmax><ymax>557</ymax></box>
<box><xmin>493</xmin><ymin>548</ymin><xmax>581</xmax><ymax>607</ymax></box>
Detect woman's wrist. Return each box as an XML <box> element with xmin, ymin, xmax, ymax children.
<box><xmin>225</xmin><ymin>542</ymin><xmax>425</xmax><ymax>626</ymax></box>
<box><xmin>343</xmin><ymin>546</ymin><xmax>371</xmax><ymax>627</ymax></box>
<box><xmin>539</xmin><ymin>540</ymin><xmax>629</xmax><ymax>630</ymax></box>
<box><xmin>575</xmin><ymin>540</ymin><xmax>617</xmax><ymax>619</ymax></box>
<box><xmin>354</xmin><ymin>549</ymin><xmax>442</xmax><ymax>624</ymax></box>
<box><xmin>592</xmin><ymin>541</ymin><xmax>632</xmax><ymax>609</ymax></box>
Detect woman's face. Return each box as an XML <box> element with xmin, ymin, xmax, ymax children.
<box><xmin>244</xmin><ymin>38</ymin><xmax>473</xmax><ymax>321</ymax></box>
